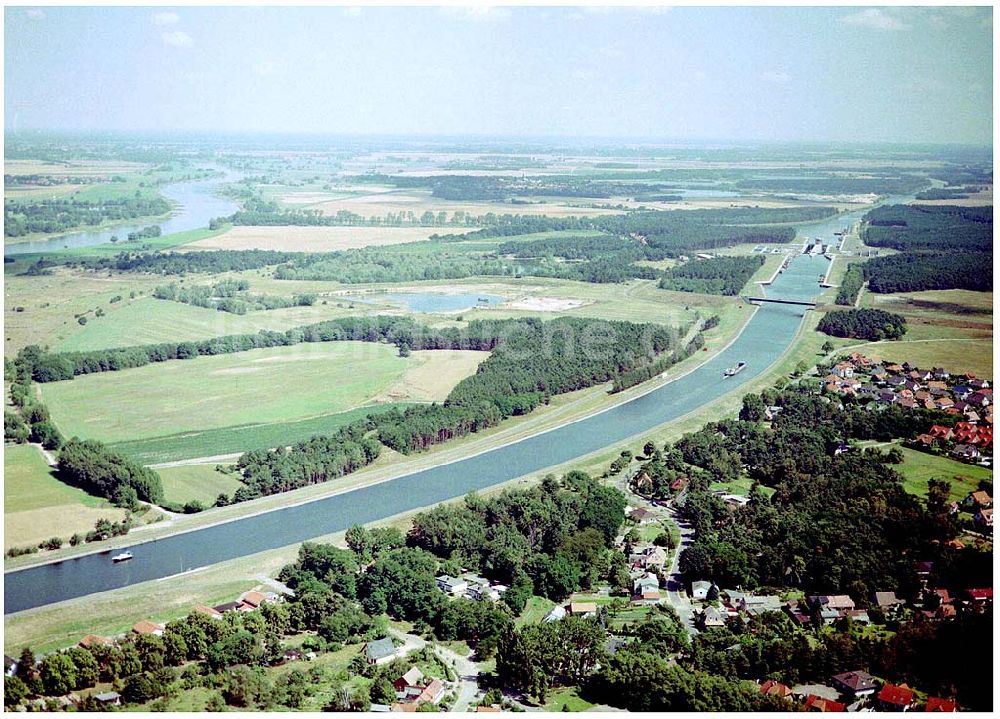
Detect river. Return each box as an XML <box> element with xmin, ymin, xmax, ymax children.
<box><xmin>3</xmin><ymin>169</ymin><xmax>241</xmax><ymax>255</ymax></box>
<box><xmin>2</xmin><ymin>197</ymin><xmax>900</xmax><ymax>614</ymax></box>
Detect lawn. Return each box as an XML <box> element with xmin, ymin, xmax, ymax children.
<box><xmin>3</xmin><ymin>444</ymin><xmax>126</xmax><ymax>551</ymax></box>
<box><xmin>108</xmin><ymin>402</ymin><xmax>416</xmax><ymax>464</ymax></box>
<box><xmin>156</xmin><ymin>465</ymin><xmax>246</xmax><ymax>506</ymax></box>
<box><xmin>894</xmin><ymin>445</ymin><xmax>991</xmax><ymax>502</ymax></box>
<box><xmin>41</xmin><ymin>342</ymin><xmax>441</xmax><ymax>443</ymax></box>
<box><xmin>542</xmin><ymin>686</ymin><xmax>597</xmax><ymax>712</ymax></box>
<box><xmin>516</xmin><ymin>595</ymin><xmax>556</xmax><ymax>626</ymax></box>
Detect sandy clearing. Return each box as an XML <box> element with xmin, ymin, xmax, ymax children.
<box><xmin>506</xmin><ymin>296</ymin><xmax>591</xmax><ymax>312</ymax></box>
<box><xmin>183</xmin><ymin>225</ymin><xmax>471</xmax><ymax>252</ymax></box>
<box><xmin>373</xmin><ymin>349</ymin><xmax>488</xmax><ymax>403</ymax></box>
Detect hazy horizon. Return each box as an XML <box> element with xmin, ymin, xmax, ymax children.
<box><xmin>5</xmin><ymin>5</ymin><xmax>993</xmax><ymax>144</ymax></box>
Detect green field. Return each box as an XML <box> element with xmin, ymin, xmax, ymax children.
<box><xmin>55</xmin><ymin>296</ymin><xmax>367</xmax><ymax>353</ymax></box>
<box><xmin>857</xmin><ymin>289</ymin><xmax>992</xmax><ymax>377</ymax></box>
<box><xmin>41</xmin><ymin>342</ymin><xmax>415</xmax><ymax>443</ymax></box>
<box><xmin>894</xmin><ymin>445</ymin><xmax>991</xmax><ymax>502</ymax></box>
<box><xmin>157</xmin><ymin>464</ymin><xmax>246</xmax><ymax>506</ymax></box>
<box><xmin>108</xmin><ymin>402</ymin><xmax>416</xmax><ymax>464</ymax></box>
<box><xmin>4</xmin><ymin>444</ymin><xmax>125</xmax><ymax>550</ymax></box>
<box><xmin>516</xmin><ymin>595</ymin><xmax>557</xmax><ymax>626</ymax></box>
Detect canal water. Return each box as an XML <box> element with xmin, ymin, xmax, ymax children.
<box><xmin>3</xmin><ymin>196</ymin><xmax>907</xmax><ymax>613</ymax></box>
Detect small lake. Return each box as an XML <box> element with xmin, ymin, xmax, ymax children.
<box><xmin>345</xmin><ymin>292</ymin><xmax>504</xmax><ymax>313</ymax></box>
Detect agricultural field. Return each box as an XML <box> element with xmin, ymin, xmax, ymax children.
<box><xmin>40</xmin><ymin>342</ymin><xmax>486</xmax><ymax>443</ymax></box>
<box><xmin>857</xmin><ymin>288</ymin><xmax>993</xmax><ymax>377</ymax></box>
<box><xmin>184</xmin><ymin>224</ymin><xmax>471</xmax><ymax>252</ymax></box>
<box><xmin>108</xmin><ymin>402</ymin><xmax>415</xmax><ymax>465</ymax></box>
<box><xmin>53</xmin><ymin>295</ymin><xmax>367</xmax><ymax>353</ymax></box>
<box><xmin>3</xmin><ymin>444</ymin><xmax>126</xmax><ymax>551</ymax></box>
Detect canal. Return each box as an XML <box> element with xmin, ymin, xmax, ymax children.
<box><xmin>4</xmin><ymin>196</ymin><xmax>905</xmax><ymax>613</ymax></box>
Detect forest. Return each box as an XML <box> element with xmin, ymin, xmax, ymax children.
<box><xmin>817</xmin><ymin>308</ymin><xmax>907</xmax><ymax>341</ymax></box>
<box><xmin>859</xmin><ymin>251</ymin><xmax>992</xmax><ymax>294</ymax></box>
<box><xmin>861</xmin><ymin>204</ymin><xmax>992</xmax><ymax>251</ymax></box>
<box><xmin>658</xmin><ymin>255</ymin><xmax>765</xmax><ymax>296</ymax></box>
<box><xmin>58</xmin><ymin>439</ymin><xmax>164</xmax><ymax>507</ymax></box>
<box><xmin>3</xmin><ymin>195</ymin><xmax>171</xmax><ymax>237</ymax></box>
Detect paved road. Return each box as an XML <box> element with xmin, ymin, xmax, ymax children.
<box><xmin>387</xmin><ymin>628</ymin><xmax>482</xmax><ymax>712</ymax></box>
<box><xmin>664</xmin><ymin>506</ymin><xmax>699</xmax><ymax>636</ymax></box>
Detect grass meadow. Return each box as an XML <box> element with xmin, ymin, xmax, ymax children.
<box><xmin>40</xmin><ymin>342</ymin><xmax>451</xmax><ymax>443</ymax></box>
<box><xmin>4</xmin><ymin>444</ymin><xmax>126</xmax><ymax>551</ymax></box>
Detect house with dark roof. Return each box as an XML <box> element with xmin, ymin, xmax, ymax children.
<box><xmin>878</xmin><ymin>684</ymin><xmax>916</xmax><ymax>711</ymax></box>
<box><xmin>364</xmin><ymin>638</ymin><xmax>398</xmax><ymax>665</ymax></box>
<box><xmin>872</xmin><ymin>592</ymin><xmax>903</xmax><ymax>611</ymax></box>
<box><xmin>831</xmin><ymin>670</ymin><xmax>877</xmax><ymax>698</ymax></box>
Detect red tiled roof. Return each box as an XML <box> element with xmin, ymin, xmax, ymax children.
<box><xmin>879</xmin><ymin>684</ymin><xmax>915</xmax><ymax>707</ymax></box>
<box><xmin>805</xmin><ymin>695</ymin><xmax>846</xmax><ymax>712</ymax></box>
<box><xmin>925</xmin><ymin>697</ymin><xmax>958</xmax><ymax>712</ymax></box>
<box><xmin>760</xmin><ymin>680</ymin><xmax>792</xmax><ymax>698</ymax></box>
<box><xmin>78</xmin><ymin>634</ymin><xmax>112</xmax><ymax>648</ymax></box>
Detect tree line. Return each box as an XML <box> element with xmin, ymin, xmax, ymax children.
<box><xmin>153</xmin><ymin>279</ymin><xmax>317</xmax><ymax>315</ymax></box>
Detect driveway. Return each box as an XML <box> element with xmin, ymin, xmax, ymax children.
<box><xmin>387</xmin><ymin>628</ymin><xmax>482</xmax><ymax>712</ymax></box>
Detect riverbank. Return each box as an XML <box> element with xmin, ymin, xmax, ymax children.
<box><xmin>4</xmin><ymin>298</ymin><xmax>758</xmax><ymax>573</ymax></box>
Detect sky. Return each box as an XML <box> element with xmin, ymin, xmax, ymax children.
<box><xmin>4</xmin><ymin>5</ymin><xmax>994</xmax><ymax>144</ymax></box>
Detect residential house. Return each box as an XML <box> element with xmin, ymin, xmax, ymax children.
<box><xmin>213</xmin><ymin>601</ymin><xmax>243</xmax><ymax>614</ymax></box>
<box><xmin>633</xmin><ymin>572</ymin><xmax>660</xmax><ymax>597</ymax></box>
<box><xmin>628</xmin><ymin>507</ymin><xmax>657</xmax><ymax>524</ymax></box>
<box><xmin>544</xmin><ymin>605</ymin><xmax>566</xmax><ymax>622</ymax></box>
<box><xmin>804</xmin><ymin>695</ymin><xmax>846</xmax><ymax>712</ymax></box>
<box><xmin>93</xmin><ymin>692</ymin><xmax>122</xmax><ymax>708</ymax></box>
<box><xmin>924</xmin><ymin>697</ymin><xmax>958</xmax><ymax>712</ymax></box>
<box><xmin>567</xmin><ymin>602</ymin><xmax>598</xmax><ymax>617</ymax></box>
<box><xmin>928</xmin><ymin>425</ymin><xmax>954</xmax><ymax>441</ymax></box>
<box><xmin>370</xmin><ymin>704</ymin><xmax>391</xmax><ymax>712</ymax></box>
<box><xmin>436</xmin><ymin>575</ymin><xmax>469</xmax><ymax>597</ymax></box>
<box><xmin>394</xmin><ymin>667</ymin><xmax>426</xmax><ymax>702</ymax></box>
<box><xmin>974</xmin><ymin>507</ymin><xmax>993</xmax><ymax>528</ymax></box>
<box><xmin>809</xmin><ymin>595</ymin><xmax>855</xmax><ymax>612</ymax></box>
<box><xmin>691</xmin><ymin>580</ymin><xmax>713</xmax><ymax>600</ymax></box>
<box><xmin>760</xmin><ymin>680</ymin><xmax>793</xmax><ymax>700</ymax></box>
<box><xmin>963</xmin><ymin>588</ymin><xmax>993</xmax><ymax>604</ymax></box>
<box><xmin>833</xmin><ymin>362</ymin><xmax>855</xmax><ymax>379</ymax></box>
<box><xmin>831</xmin><ymin>670</ymin><xmax>877</xmax><ymax>698</ymax></box>
<box><xmin>193</xmin><ymin>604</ymin><xmax>224</xmax><ymax>620</ymax></box>
<box><xmin>966</xmin><ymin>490</ymin><xmax>993</xmax><ymax>509</ymax></box>
<box><xmin>739</xmin><ymin>595</ymin><xmax>783</xmax><ymax>616</ymax></box>
<box><xmin>872</xmin><ymin>592</ymin><xmax>903</xmax><ymax>612</ymax></box>
<box><xmin>951</xmin><ymin>444</ymin><xmax>981</xmax><ymax>462</ymax></box>
<box><xmin>418</xmin><ymin>679</ymin><xmax>446</xmax><ymax>705</ymax></box>
<box><xmin>78</xmin><ymin>634</ymin><xmax>113</xmax><ymax>649</ymax></box>
<box><xmin>700</xmin><ymin>605</ymin><xmax>726</xmax><ymax>629</ymax></box>
<box><xmin>131</xmin><ymin>620</ymin><xmax>165</xmax><ymax>636</ymax></box>
<box><xmin>4</xmin><ymin>655</ymin><xmax>18</xmax><ymax>677</ymax></box>
<box><xmin>364</xmin><ymin>638</ymin><xmax>398</xmax><ymax>665</ymax></box>
<box><xmin>878</xmin><ymin>684</ymin><xmax>916</xmax><ymax>712</ymax></box>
